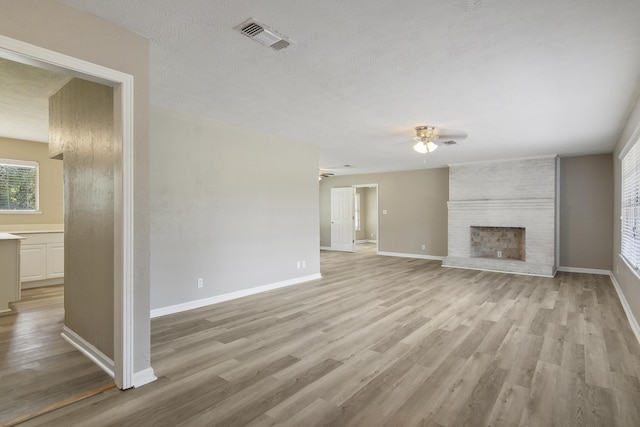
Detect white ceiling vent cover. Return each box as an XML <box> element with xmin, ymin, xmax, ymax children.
<box><xmin>236</xmin><ymin>19</ymin><xmax>293</xmax><ymax>51</ymax></box>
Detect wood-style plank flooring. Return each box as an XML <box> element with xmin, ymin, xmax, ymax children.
<box><xmin>0</xmin><ymin>285</ymin><xmax>113</xmax><ymax>425</ymax></box>
<box><xmin>9</xmin><ymin>244</ymin><xmax>640</xmax><ymax>426</ymax></box>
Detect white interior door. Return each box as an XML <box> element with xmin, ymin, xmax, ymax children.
<box><xmin>331</xmin><ymin>187</ymin><xmax>355</xmax><ymax>252</ymax></box>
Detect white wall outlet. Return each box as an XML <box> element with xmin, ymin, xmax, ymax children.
<box><xmin>302</xmin><ymin>260</ymin><xmax>306</xmax><ymax>268</ymax></box>
<box><xmin>296</xmin><ymin>261</ymin><xmax>301</xmax><ymax>269</ymax></box>
<box><xmin>197</xmin><ymin>278</ymin><xmax>204</xmax><ymax>288</ymax></box>
<box><xmin>421</xmin><ymin>244</ymin><xmax>426</xmax><ymax>250</ymax></box>
<box><xmin>382</xmin><ymin>209</ymin><xmax>388</xmax><ymax>215</ymax></box>
<box><xmin>497</xmin><ymin>251</ymin><xmax>502</xmax><ymax>258</ymax></box>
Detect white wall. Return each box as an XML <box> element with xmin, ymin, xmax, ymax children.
<box><xmin>150</xmin><ymin>106</ymin><xmax>319</xmax><ymax>311</ymax></box>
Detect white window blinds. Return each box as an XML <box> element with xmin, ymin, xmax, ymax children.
<box><xmin>622</xmin><ymin>141</ymin><xmax>640</xmax><ymax>268</ymax></box>
<box><xmin>0</xmin><ymin>159</ymin><xmax>39</xmax><ymax>212</ymax></box>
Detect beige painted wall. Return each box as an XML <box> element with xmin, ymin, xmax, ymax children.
<box><xmin>354</xmin><ymin>186</ymin><xmax>378</xmax><ymax>241</ymax></box>
<box><xmin>559</xmin><ymin>154</ymin><xmax>613</xmax><ymax>270</ymax></box>
<box><xmin>0</xmin><ymin>0</ymin><xmax>152</xmax><ymax>374</ymax></box>
<box><xmin>613</xmin><ymin>93</ymin><xmax>640</xmax><ymax>334</ymax></box>
<box><xmin>150</xmin><ymin>106</ymin><xmax>320</xmax><ymax>310</ymax></box>
<box><xmin>52</xmin><ymin>78</ymin><xmax>115</xmax><ymax>358</ymax></box>
<box><xmin>365</xmin><ymin>187</ymin><xmax>378</xmax><ymax>241</ymax></box>
<box><xmin>320</xmin><ymin>168</ymin><xmax>449</xmax><ymax>256</ymax></box>
<box><xmin>355</xmin><ymin>188</ymin><xmax>367</xmax><ymax>241</ymax></box>
<box><xmin>0</xmin><ymin>137</ymin><xmax>63</xmax><ymax>225</ymax></box>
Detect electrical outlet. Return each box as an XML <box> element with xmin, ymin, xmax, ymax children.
<box><xmin>302</xmin><ymin>260</ymin><xmax>306</xmax><ymax>268</ymax></box>
<box><xmin>497</xmin><ymin>251</ymin><xmax>502</xmax><ymax>258</ymax></box>
<box><xmin>197</xmin><ymin>278</ymin><xmax>204</xmax><ymax>288</ymax></box>
<box><xmin>421</xmin><ymin>244</ymin><xmax>426</xmax><ymax>250</ymax></box>
<box><xmin>297</xmin><ymin>261</ymin><xmax>301</xmax><ymax>269</ymax></box>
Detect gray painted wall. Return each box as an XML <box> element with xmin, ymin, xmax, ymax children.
<box><xmin>559</xmin><ymin>154</ymin><xmax>613</xmax><ymax>270</ymax></box>
<box><xmin>149</xmin><ymin>106</ymin><xmax>320</xmax><ymax>310</ymax></box>
<box><xmin>52</xmin><ymin>78</ymin><xmax>115</xmax><ymax>358</ymax></box>
<box><xmin>319</xmin><ymin>168</ymin><xmax>449</xmax><ymax>257</ymax></box>
<box><xmin>0</xmin><ymin>0</ymin><xmax>152</xmax><ymax>374</ymax></box>
<box><xmin>613</xmin><ymin>94</ymin><xmax>640</xmax><ymax>333</ymax></box>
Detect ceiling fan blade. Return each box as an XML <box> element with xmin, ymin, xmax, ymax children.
<box><xmin>436</xmin><ymin>131</ymin><xmax>467</xmax><ymax>139</ymax></box>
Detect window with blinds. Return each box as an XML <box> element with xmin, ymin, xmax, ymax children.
<box><xmin>0</xmin><ymin>159</ymin><xmax>39</xmax><ymax>212</ymax></box>
<box><xmin>622</xmin><ymin>141</ymin><xmax>640</xmax><ymax>268</ymax></box>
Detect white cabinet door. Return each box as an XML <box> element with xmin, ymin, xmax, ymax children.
<box><xmin>47</xmin><ymin>243</ymin><xmax>65</xmax><ymax>278</ymax></box>
<box><xmin>20</xmin><ymin>244</ymin><xmax>47</xmax><ymax>282</ymax></box>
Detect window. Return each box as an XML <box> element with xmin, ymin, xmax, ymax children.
<box><xmin>0</xmin><ymin>159</ymin><xmax>39</xmax><ymax>213</ymax></box>
<box><xmin>354</xmin><ymin>192</ymin><xmax>361</xmax><ymax>231</ymax></box>
<box><xmin>622</xmin><ymin>141</ymin><xmax>640</xmax><ymax>268</ymax></box>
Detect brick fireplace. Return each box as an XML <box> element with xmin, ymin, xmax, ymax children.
<box><xmin>442</xmin><ymin>157</ymin><xmax>557</xmax><ymax>276</ymax></box>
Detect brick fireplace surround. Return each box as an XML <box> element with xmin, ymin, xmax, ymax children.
<box><xmin>442</xmin><ymin>157</ymin><xmax>557</xmax><ymax>276</ymax></box>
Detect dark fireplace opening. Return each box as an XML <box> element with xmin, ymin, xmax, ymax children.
<box><xmin>470</xmin><ymin>226</ymin><xmax>526</xmax><ymax>261</ymax></box>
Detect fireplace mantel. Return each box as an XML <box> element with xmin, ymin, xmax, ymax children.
<box><xmin>447</xmin><ymin>199</ymin><xmax>555</xmax><ymax>210</ymax></box>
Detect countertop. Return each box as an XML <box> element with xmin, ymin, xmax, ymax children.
<box><xmin>0</xmin><ymin>224</ymin><xmax>64</xmax><ymax>234</ymax></box>
<box><xmin>0</xmin><ymin>233</ymin><xmax>25</xmax><ymax>240</ymax></box>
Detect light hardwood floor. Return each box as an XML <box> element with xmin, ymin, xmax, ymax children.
<box><xmin>0</xmin><ymin>285</ymin><xmax>113</xmax><ymax>425</ymax></box>
<box><xmin>8</xmin><ymin>246</ymin><xmax>640</xmax><ymax>426</ymax></box>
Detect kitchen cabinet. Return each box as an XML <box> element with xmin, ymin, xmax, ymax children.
<box><xmin>18</xmin><ymin>232</ymin><xmax>64</xmax><ymax>286</ymax></box>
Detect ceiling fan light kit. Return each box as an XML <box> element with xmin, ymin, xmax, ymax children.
<box><xmin>413</xmin><ymin>125</ymin><xmax>439</xmax><ymax>154</ymax></box>
<box><xmin>413</xmin><ymin>139</ymin><xmax>438</xmax><ymax>153</ymax></box>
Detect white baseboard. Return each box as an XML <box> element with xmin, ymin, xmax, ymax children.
<box><xmin>368</xmin><ymin>239</ymin><xmax>377</xmax><ymax>243</ymax></box>
<box><xmin>320</xmin><ymin>246</ymin><xmax>332</xmax><ymax>250</ymax></box>
<box><xmin>61</xmin><ymin>326</ymin><xmax>115</xmax><ymax>378</ymax></box>
<box><xmin>377</xmin><ymin>251</ymin><xmax>444</xmax><ymax>261</ymax></box>
<box><xmin>355</xmin><ymin>239</ymin><xmax>368</xmax><ymax>244</ymax></box>
<box><xmin>609</xmin><ymin>272</ymin><xmax>640</xmax><ymax>346</ymax></box>
<box><xmin>133</xmin><ymin>367</ymin><xmax>157</xmax><ymax>388</ymax></box>
<box><xmin>150</xmin><ymin>273</ymin><xmax>322</xmax><ymax>318</ymax></box>
<box><xmin>557</xmin><ymin>266</ymin><xmax>610</xmax><ymax>275</ymax></box>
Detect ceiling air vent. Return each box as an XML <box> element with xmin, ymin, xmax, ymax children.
<box><xmin>236</xmin><ymin>19</ymin><xmax>293</xmax><ymax>51</ymax></box>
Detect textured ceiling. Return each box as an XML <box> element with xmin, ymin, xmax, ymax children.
<box><xmin>0</xmin><ymin>58</ymin><xmax>71</xmax><ymax>143</ymax></box>
<box><xmin>11</xmin><ymin>1</ymin><xmax>640</xmax><ymax>174</ymax></box>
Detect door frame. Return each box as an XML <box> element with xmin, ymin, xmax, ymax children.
<box><xmin>353</xmin><ymin>184</ymin><xmax>379</xmax><ymax>252</ymax></box>
<box><xmin>0</xmin><ymin>35</ymin><xmax>137</xmax><ymax>389</ymax></box>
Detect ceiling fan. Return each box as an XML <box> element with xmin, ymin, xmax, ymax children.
<box><xmin>412</xmin><ymin>125</ymin><xmax>466</xmax><ymax>154</ymax></box>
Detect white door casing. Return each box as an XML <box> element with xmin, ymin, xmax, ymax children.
<box><xmin>0</xmin><ymin>35</ymin><xmax>145</xmax><ymax>389</ymax></box>
<box><xmin>331</xmin><ymin>187</ymin><xmax>355</xmax><ymax>252</ymax></box>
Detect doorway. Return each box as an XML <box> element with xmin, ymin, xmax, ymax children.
<box><xmin>353</xmin><ymin>184</ymin><xmax>378</xmax><ymax>253</ymax></box>
<box><xmin>0</xmin><ymin>34</ymin><xmax>142</xmax><ymax>389</ymax></box>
